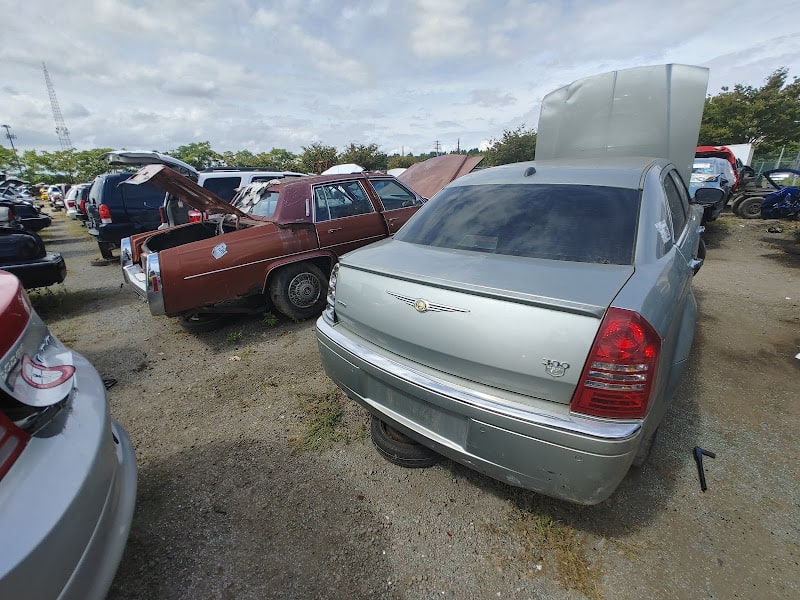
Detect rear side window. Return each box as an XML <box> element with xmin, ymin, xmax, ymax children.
<box><xmin>371</xmin><ymin>179</ymin><xmax>422</xmax><ymax>210</ymax></box>
<box><xmin>395</xmin><ymin>183</ymin><xmax>639</xmax><ymax>265</ymax></box>
<box><xmin>202</xmin><ymin>177</ymin><xmax>242</xmax><ymax>203</ymax></box>
<box><xmin>663</xmin><ymin>172</ymin><xmax>687</xmax><ymax>235</ymax></box>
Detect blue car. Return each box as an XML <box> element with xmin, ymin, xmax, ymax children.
<box><xmin>689</xmin><ymin>157</ymin><xmax>734</xmax><ymax>221</ymax></box>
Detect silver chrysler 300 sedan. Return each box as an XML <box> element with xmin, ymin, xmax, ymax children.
<box><xmin>316</xmin><ymin>64</ymin><xmax>722</xmax><ymax>505</ymax></box>
<box><xmin>0</xmin><ymin>270</ymin><xmax>137</xmax><ymax>599</ymax></box>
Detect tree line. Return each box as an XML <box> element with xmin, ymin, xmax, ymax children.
<box><xmin>2</xmin><ymin>68</ymin><xmax>798</xmax><ymax>185</ymax></box>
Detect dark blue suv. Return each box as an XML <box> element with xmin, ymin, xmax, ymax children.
<box><xmin>86</xmin><ymin>172</ymin><xmax>166</xmax><ymax>259</ymax></box>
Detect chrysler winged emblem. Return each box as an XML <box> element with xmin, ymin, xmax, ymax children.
<box><xmin>386</xmin><ymin>291</ymin><xmax>469</xmax><ymax>314</ymax></box>
<box><xmin>543</xmin><ymin>358</ymin><xmax>569</xmax><ymax>378</ymax></box>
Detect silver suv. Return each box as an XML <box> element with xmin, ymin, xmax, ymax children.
<box><xmin>159</xmin><ymin>168</ymin><xmax>305</xmax><ymax>228</ymax></box>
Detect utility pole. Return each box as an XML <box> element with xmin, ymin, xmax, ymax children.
<box><xmin>434</xmin><ymin>140</ymin><xmax>441</xmax><ymax>156</ymax></box>
<box><xmin>1</xmin><ymin>123</ymin><xmax>23</xmax><ymax>174</ymax></box>
<box><xmin>42</xmin><ymin>61</ymin><xmax>73</xmax><ymax>151</ymax></box>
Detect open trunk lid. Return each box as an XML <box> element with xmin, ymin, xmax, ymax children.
<box><xmin>125</xmin><ymin>164</ymin><xmax>250</xmax><ymax>219</ymax></box>
<box><xmin>536</xmin><ymin>63</ymin><xmax>708</xmax><ymax>185</ymax></box>
<box><xmin>335</xmin><ymin>240</ymin><xmax>633</xmax><ymax>406</ymax></box>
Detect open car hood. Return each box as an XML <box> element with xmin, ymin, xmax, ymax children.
<box><xmin>102</xmin><ymin>150</ymin><xmax>199</xmax><ymax>181</ymax></box>
<box><xmin>125</xmin><ymin>164</ymin><xmax>250</xmax><ymax>219</ymax></box>
<box><xmin>536</xmin><ymin>64</ymin><xmax>709</xmax><ymax>184</ymax></box>
<box><xmin>398</xmin><ymin>154</ymin><xmax>484</xmax><ymax>199</ymax></box>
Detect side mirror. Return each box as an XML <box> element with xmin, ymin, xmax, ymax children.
<box><xmin>692</xmin><ymin>187</ymin><xmax>725</xmax><ymax>207</ymax></box>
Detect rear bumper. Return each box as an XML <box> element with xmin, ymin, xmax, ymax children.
<box><xmin>2</xmin><ymin>253</ymin><xmax>66</xmax><ymax>289</ymax></box>
<box><xmin>316</xmin><ymin>317</ymin><xmax>641</xmax><ymax>505</ymax></box>
<box><xmin>0</xmin><ymin>351</ymin><xmax>137</xmax><ymax>600</ymax></box>
<box><xmin>120</xmin><ymin>240</ymin><xmax>164</xmax><ymax>315</ymax></box>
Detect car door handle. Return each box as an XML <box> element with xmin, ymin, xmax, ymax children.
<box><xmin>689</xmin><ymin>257</ymin><xmax>703</xmax><ymax>274</ymax></box>
<box><xmin>327</xmin><ymin>227</ymin><xmax>342</xmax><ymax>234</ymax></box>
<box><xmin>387</xmin><ymin>217</ymin><xmax>398</xmax><ymax>223</ymax></box>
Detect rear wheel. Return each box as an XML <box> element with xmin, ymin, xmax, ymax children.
<box><xmin>370</xmin><ymin>416</ymin><xmax>442</xmax><ymax>468</ymax></box>
<box><xmin>737</xmin><ymin>196</ymin><xmax>763</xmax><ymax>219</ymax></box>
<box><xmin>269</xmin><ymin>262</ymin><xmax>327</xmax><ymax>321</ymax></box>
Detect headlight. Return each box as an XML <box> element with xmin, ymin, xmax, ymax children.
<box><xmin>324</xmin><ymin>263</ymin><xmax>339</xmax><ymax>321</ymax></box>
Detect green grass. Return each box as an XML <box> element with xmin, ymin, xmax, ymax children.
<box><xmin>262</xmin><ymin>311</ymin><xmax>279</xmax><ymax>327</ymax></box>
<box><xmin>27</xmin><ymin>286</ymin><xmax>82</xmax><ymax>319</ymax></box>
<box><xmin>226</xmin><ymin>330</ymin><xmax>243</xmax><ymax>343</ymax></box>
<box><xmin>292</xmin><ymin>389</ymin><xmax>350</xmax><ymax>451</ymax></box>
<box><xmin>484</xmin><ymin>509</ymin><xmax>604</xmax><ymax>599</ymax></box>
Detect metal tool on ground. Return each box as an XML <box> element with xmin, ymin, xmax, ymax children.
<box><xmin>693</xmin><ymin>446</ymin><xmax>716</xmax><ymax>492</ymax></box>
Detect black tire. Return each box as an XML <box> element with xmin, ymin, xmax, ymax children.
<box><xmin>737</xmin><ymin>196</ymin><xmax>763</xmax><ymax>219</ymax></box>
<box><xmin>730</xmin><ymin>194</ymin><xmax>748</xmax><ymax>216</ymax></box>
<box><xmin>369</xmin><ymin>415</ymin><xmax>442</xmax><ymax>468</ymax></box>
<box><xmin>269</xmin><ymin>262</ymin><xmax>327</xmax><ymax>321</ymax></box>
<box><xmin>179</xmin><ymin>313</ymin><xmax>227</xmax><ymax>333</ymax></box>
<box><xmin>97</xmin><ymin>241</ymin><xmax>116</xmax><ymax>259</ymax></box>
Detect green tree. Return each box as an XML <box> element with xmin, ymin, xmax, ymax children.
<box><xmin>298</xmin><ymin>142</ymin><xmax>338</xmax><ymax>174</ymax></box>
<box><xmin>169</xmin><ymin>141</ymin><xmax>223</xmax><ymax>170</ymax></box>
<box><xmin>73</xmin><ymin>148</ymin><xmax>114</xmax><ymax>182</ymax></box>
<box><xmin>484</xmin><ymin>124</ymin><xmax>537</xmax><ymax>166</ymax></box>
<box><xmin>338</xmin><ymin>142</ymin><xmax>388</xmax><ymax>171</ymax></box>
<box><xmin>0</xmin><ymin>145</ymin><xmax>23</xmax><ymax>175</ymax></box>
<box><xmin>387</xmin><ymin>153</ymin><xmax>417</xmax><ymax>169</ymax></box>
<box><xmin>699</xmin><ymin>68</ymin><xmax>800</xmax><ymax>154</ymax></box>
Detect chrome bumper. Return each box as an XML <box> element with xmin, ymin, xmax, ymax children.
<box><xmin>316</xmin><ymin>316</ymin><xmax>642</xmax><ymax>505</ymax></box>
<box><xmin>119</xmin><ymin>238</ymin><xmax>165</xmax><ymax>315</ymax></box>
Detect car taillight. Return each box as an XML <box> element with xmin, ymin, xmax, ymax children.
<box><xmin>0</xmin><ymin>411</ymin><xmax>30</xmax><ymax>481</ymax></box>
<box><xmin>99</xmin><ymin>203</ymin><xmax>112</xmax><ymax>224</ymax></box>
<box><xmin>571</xmin><ymin>307</ymin><xmax>660</xmax><ymax>419</ymax></box>
<box><xmin>188</xmin><ymin>210</ymin><xmax>202</xmax><ymax>223</ymax></box>
<box><xmin>79</xmin><ymin>199</ymin><xmax>87</xmax><ymax>214</ymax></box>
<box><xmin>159</xmin><ymin>206</ymin><xmax>167</xmax><ymax>225</ymax></box>
<box><xmin>0</xmin><ymin>277</ymin><xmax>33</xmax><ymax>359</ymax></box>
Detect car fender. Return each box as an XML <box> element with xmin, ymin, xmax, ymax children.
<box><xmin>261</xmin><ymin>250</ymin><xmax>335</xmax><ymax>293</ymax></box>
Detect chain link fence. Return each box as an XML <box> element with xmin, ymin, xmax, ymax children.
<box><xmin>751</xmin><ymin>148</ymin><xmax>800</xmax><ymax>173</ymax></box>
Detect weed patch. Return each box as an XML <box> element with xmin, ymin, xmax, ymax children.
<box><xmin>292</xmin><ymin>388</ymin><xmax>352</xmax><ymax>451</ymax></box>
<box><xmin>28</xmin><ymin>286</ymin><xmax>82</xmax><ymax>320</ymax></box>
<box><xmin>483</xmin><ymin>509</ymin><xmax>604</xmax><ymax>599</ymax></box>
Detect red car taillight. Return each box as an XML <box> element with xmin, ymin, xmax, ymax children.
<box><xmin>99</xmin><ymin>203</ymin><xmax>112</xmax><ymax>224</ymax></box>
<box><xmin>188</xmin><ymin>210</ymin><xmax>202</xmax><ymax>223</ymax></box>
<box><xmin>79</xmin><ymin>199</ymin><xmax>87</xmax><ymax>215</ymax></box>
<box><xmin>0</xmin><ymin>411</ymin><xmax>30</xmax><ymax>481</ymax></box>
<box><xmin>571</xmin><ymin>307</ymin><xmax>660</xmax><ymax>419</ymax></box>
<box><xmin>0</xmin><ymin>277</ymin><xmax>33</xmax><ymax>481</ymax></box>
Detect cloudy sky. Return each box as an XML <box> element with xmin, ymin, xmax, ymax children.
<box><xmin>2</xmin><ymin>0</ymin><xmax>800</xmax><ymax>158</ymax></box>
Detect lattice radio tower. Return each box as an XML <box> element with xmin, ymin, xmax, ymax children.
<box><xmin>42</xmin><ymin>61</ymin><xmax>73</xmax><ymax>150</ymax></box>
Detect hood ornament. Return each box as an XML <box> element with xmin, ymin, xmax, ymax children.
<box><xmin>387</xmin><ymin>291</ymin><xmax>468</xmax><ymax>314</ymax></box>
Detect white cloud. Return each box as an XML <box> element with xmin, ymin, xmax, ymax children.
<box><xmin>0</xmin><ymin>0</ymin><xmax>798</xmax><ymax>156</ymax></box>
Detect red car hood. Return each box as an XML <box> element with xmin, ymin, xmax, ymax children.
<box><xmin>398</xmin><ymin>154</ymin><xmax>484</xmax><ymax>199</ymax></box>
<box><xmin>125</xmin><ymin>164</ymin><xmax>250</xmax><ymax>219</ymax></box>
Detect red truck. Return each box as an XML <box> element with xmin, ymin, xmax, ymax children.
<box><xmin>120</xmin><ymin>165</ymin><xmax>426</xmax><ymax>331</ymax></box>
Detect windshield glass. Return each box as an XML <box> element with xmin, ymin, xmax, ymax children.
<box><xmin>395</xmin><ymin>183</ymin><xmax>640</xmax><ymax>265</ymax></box>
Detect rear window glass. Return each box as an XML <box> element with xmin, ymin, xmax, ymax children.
<box><xmin>233</xmin><ymin>185</ymin><xmax>280</xmax><ymax>217</ymax></box>
<box><xmin>395</xmin><ymin>183</ymin><xmax>639</xmax><ymax>265</ymax></box>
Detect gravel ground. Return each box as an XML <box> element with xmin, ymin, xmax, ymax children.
<box><xmin>32</xmin><ymin>210</ymin><xmax>799</xmax><ymax>600</ymax></box>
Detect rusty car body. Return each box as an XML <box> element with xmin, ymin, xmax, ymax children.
<box><xmin>120</xmin><ymin>166</ymin><xmax>425</xmax><ymax>328</ymax></box>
